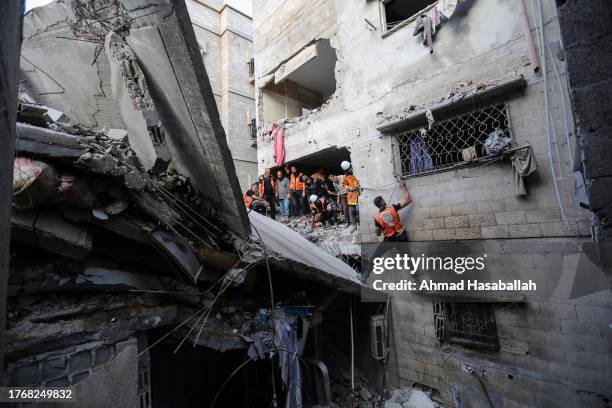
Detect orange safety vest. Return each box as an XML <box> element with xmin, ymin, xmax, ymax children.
<box><xmin>290</xmin><ymin>173</ymin><xmax>304</xmax><ymax>191</ymax></box>
<box><xmin>343</xmin><ymin>175</ymin><xmax>360</xmax><ymax>205</ymax></box>
<box><xmin>374</xmin><ymin>206</ymin><xmax>404</xmax><ymax>238</ymax></box>
<box><xmin>259</xmin><ymin>177</ymin><xmax>277</xmax><ymax>196</ymax></box>
<box><xmin>243</xmin><ymin>192</ymin><xmax>253</xmax><ymax>208</ymax></box>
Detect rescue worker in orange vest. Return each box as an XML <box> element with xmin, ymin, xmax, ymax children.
<box><xmin>341</xmin><ymin>161</ymin><xmax>360</xmax><ymax>230</ymax></box>
<box><xmin>244</xmin><ymin>183</ymin><xmax>267</xmax><ymax>215</ymax></box>
<box><xmin>289</xmin><ymin>165</ymin><xmax>304</xmax><ymax>217</ymax></box>
<box><xmin>258</xmin><ymin>167</ymin><xmax>277</xmax><ymax>219</ymax></box>
<box><xmin>373</xmin><ymin>181</ymin><xmax>412</xmax><ymax>242</ymax></box>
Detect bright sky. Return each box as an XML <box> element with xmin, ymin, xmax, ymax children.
<box><xmin>26</xmin><ymin>0</ymin><xmax>252</xmax><ymax>16</ymax></box>
<box><xmin>25</xmin><ymin>0</ymin><xmax>54</xmax><ymax>11</ymax></box>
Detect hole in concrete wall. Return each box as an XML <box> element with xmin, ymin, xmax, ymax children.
<box><xmin>280</xmin><ymin>146</ymin><xmax>351</xmax><ymax>176</ymax></box>
<box><xmin>261</xmin><ymin>40</ymin><xmax>337</xmax><ymax>128</ymax></box>
<box><xmin>382</xmin><ymin>0</ymin><xmax>435</xmax><ymax>31</ymax></box>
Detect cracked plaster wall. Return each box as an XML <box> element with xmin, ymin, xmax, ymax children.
<box><xmin>253</xmin><ymin>0</ymin><xmax>590</xmax><ymax>244</ymax></box>
<box><xmin>252</xmin><ymin>2</ymin><xmax>612</xmax><ymax>406</ymax></box>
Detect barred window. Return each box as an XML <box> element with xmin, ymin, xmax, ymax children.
<box><xmin>434</xmin><ymin>302</ymin><xmax>499</xmax><ymax>352</ymax></box>
<box><xmin>248</xmin><ymin>118</ymin><xmax>257</xmax><ymax>146</ymax></box>
<box><xmin>395</xmin><ymin>104</ymin><xmax>511</xmax><ymax>177</ymax></box>
<box><xmin>248</xmin><ymin>58</ymin><xmax>255</xmax><ymax>77</ymax></box>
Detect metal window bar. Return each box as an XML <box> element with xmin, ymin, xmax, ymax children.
<box><xmin>249</xmin><ymin>118</ymin><xmax>257</xmax><ymax>146</ymax></box>
<box><xmin>396</xmin><ymin>104</ymin><xmax>511</xmax><ymax>177</ymax></box>
<box><xmin>433</xmin><ymin>302</ymin><xmax>499</xmax><ymax>352</ymax></box>
<box><xmin>248</xmin><ymin>58</ymin><xmax>255</xmax><ymax>77</ymax></box>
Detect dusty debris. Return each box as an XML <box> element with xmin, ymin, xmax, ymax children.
<box><xmin>376</xmin><ymin>76</ymin><xmax>527</xmax><ymax>133</ymax></box>
<box><xmin>286</xmin><ymin>216</ymin><xmax>362</xmax><ymax>257</ymax></box>
<box><xmin>384</xmin><ymin>388</ymin><xmax>439</xmax><ymax>408</ymax></box>
<box><xmin>8</xmin><ymin>2</ymin><xmax>381</xmax><ymax>405</ymax></box>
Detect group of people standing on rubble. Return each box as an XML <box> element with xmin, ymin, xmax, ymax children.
<box><xmin>243</xmin><ymin>160</ymin><xmax>361</xmax><ymax>230</ymax></box>
<box><xmin>243</xmin><ymin>160</ymin><xmax>414</xmax><ymax>243</ymax></box>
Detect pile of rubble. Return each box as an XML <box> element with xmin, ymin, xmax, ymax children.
<box><xmin>384</xmin><ymin>388</ymin><xmax>440</xmax><ymax>408</ymax></box>
<box><xmin>376</xmin><ymin>76</ymin><xmax>525</xmax><ymax>132</ymax></box>
<box><xmin>286</xmin><ymin>216</ymin><xmax>361</xmax><ymax>257</ymax></box>
<box><xmin>8</xmin><ymin>1</ymin><xmax>373</xmax><ymax>404</ymax></box>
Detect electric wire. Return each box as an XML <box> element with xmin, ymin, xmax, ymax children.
<box><xmin>547</xmin><ymin>44</ymin><xmax>575</xmax><ymax>170</ymax></box>
<box><xmin>470</xmin><ymin>369</ymin><xmax>495</xmax><ymax>408</ymax></box>
<box><xmin>209</xmin><ymin>348</ymin><xmax>309</xmax><ymax>408</ymax></box>
<box><xmin>247</xmin><ymin>208</ymin><xmax>279</xmax><ymax>408</ymax></box>
<box><xmin>536</xmin><ymin>0</ymin><xmax>571</xmax><ymax>228</ymax></box>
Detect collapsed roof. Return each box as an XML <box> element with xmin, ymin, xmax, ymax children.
<box><xmin>13</xmin><ymin>1</ymin><xmax>367</xmax><ymax>357</ymax></box>
<box><xmin>20</xmin><ymin>0</ymin><xmax>250</xmax><ymax>237</ymax></box>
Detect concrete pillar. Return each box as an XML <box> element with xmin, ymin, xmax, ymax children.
<box><xmin>0</xmin><ymin>0</ymin><xmax>23</xmax><ymax>382</ymax></box>
<box><xmin>556</xmin><ymin>0</ymin><xmax>612</xmax><ymax>241</ymax></box>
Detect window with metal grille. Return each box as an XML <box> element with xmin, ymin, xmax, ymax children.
<box><xmin>395</xmin><ymin>104</ymin><xmax>511</xmax><ymax>177</ymax></box>
<box><xmin>433</xmin><ymin>302</ymin><xmax>499</xmax><ymax>352</ymax></box>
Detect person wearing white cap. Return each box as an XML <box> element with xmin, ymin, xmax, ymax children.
<box><xmin>341</xmin><ymin>161</ymin><xmax>360</xmax><ymax>230</ymax></box>
<box><xmin>309</xmin><ymin>193</ymin><xmax>325</xmax><ymax>229</ymax></box>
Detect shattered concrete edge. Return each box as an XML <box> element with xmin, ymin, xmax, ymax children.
<box><xmin>118</xmin><ymin>0</ymin><xmax>251</xmax><ymax>238</ymax></box>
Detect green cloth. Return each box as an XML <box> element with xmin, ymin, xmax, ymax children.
<box><xmin>512</xmin><ymin>146</ymin><xmax>538</xmax><ymax>195</ymax></box>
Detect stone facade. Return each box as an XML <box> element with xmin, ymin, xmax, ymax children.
<box><xmin>188</xmin><ymin>0</ymin><xmax>257</xmax><ymax>190</ymax></box>
<box><xmin>252</xmin><ymin>0</ymin><xmax>612</xmax><ymax>406</ymax></box>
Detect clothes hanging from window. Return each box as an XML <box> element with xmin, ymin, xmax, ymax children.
<box><xmin>272</xmin><ymin>125</ymin><xmax>285</xmax><ymax>166</ymax></box>
<box><xmin>413</xmin><ymin>2</ymin><xmax>451</xmax><ymax>53</ymax></box>
<box><xmin>409</xmin><ymin>137</ymin><xmax>434</xmax><ymax>173</ymax></box>
<box><xmin>429</xmin><ymin>6</ymin><xmax>442</xmax><ymax>34</ymax></box>
<box><xmin>512</xmin><ymin>146</ymin><xmax>538</xmax><ymax>195</ymax></box>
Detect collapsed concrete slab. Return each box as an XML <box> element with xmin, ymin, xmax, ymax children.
<box><xmin>104</xmin><ymin>32</ymin><xmax>171</xmax><ymax>174</ymax></box>
<box><xmin>21</xmin><ymin>0</ymin><xmax>250</xmax><ymax>237</ymax></box>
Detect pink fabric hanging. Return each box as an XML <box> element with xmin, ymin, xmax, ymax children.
<box><xmin>273</xmin><ymin>126</ymin><xmax>285</xmax><ymax>166</ymax></box>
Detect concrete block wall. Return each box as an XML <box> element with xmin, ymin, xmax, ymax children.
<box><xmin>252</xmin><ymin>0</ymin><xmax>337</xmax><ymax>78</ymax></box>
<box><xmin>252</xmin><ymin>0</ymin><xmax>612</xmax><ymax>406</ymax></box>
<box><xmin>221</xmin><ymin>8</ymin><xmax>257</xmax><ymax>189</ymax></box>
<box><xmin>189</xmin><ymin>0</ymin><xmax>257</xmax><ymax>190</ymax></box>
<box><xmin>254</xmin><ymin>0</ymin><xmax>590</xmax><ymax>243</ymax></box>
<box><xmin>6</xmin><ymin>339</ymin><xmax>136</xmax><ymax>388</ymax></box>
<box><xmin>378</xmin><ymin>237</ymin><xmax>612</xmax><ymax>406</ymax></box>
<box><xmin>391</xmin><ymin>292</ymin><xmax>612</xmax><ymax>406</ymax></box>
<box><xmin>556</xmin><ymin>0</ymin><xmax>612</xmax><ymax>241</ymax></box>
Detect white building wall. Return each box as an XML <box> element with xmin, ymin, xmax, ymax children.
<box><xmin>188</xmin><ymin>0</ymin><xmax>257</xmax><ymax>190</ymax></box>
<box><xmin>251</xmin><ymin>1</ymin><xmax>612</xmax><ymax>407</ymax></box>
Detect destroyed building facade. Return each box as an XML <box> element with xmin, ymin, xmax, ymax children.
<box><xmin>252</xmin><ymin>0</ymin><xmax>612</xmax><ymax>407</ymax></box>
<box><xmin>21</xmin><ymin>0</ymin><xmax>257</xmax><ymax>191</ymax></box>
<box><xmin>8</xmin><ymin>1</ymin><xmax>388</xmax><ymax>407</ymax></box>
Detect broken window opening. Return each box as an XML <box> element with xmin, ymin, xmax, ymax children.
<box><xmin>262</xmin><ymin>40</ymin><xmax>337</xmax><ymax>128</ymax></box>
<box><xmin>278</xmin><ymin>146</ymin><xmax>351</xmax><ymax>178</ymax></box>
<box><xmin>433</xmin><ymin>302</ymin><xmax>499</xmax><ymax>352</ymax></box>
<box><xmin>248</xmin><ymin>118</ymin><xmax>257</xmax><ymax>146</ymax></box>
<box><xmin>380</xmin><ymin>0</ymin><xmax>437</xmax><ymax>34</ymax></box>
<box><xmin>269</xmin><ymin>147</ymin><xmax>362</xmax><ymax>263</ymax></box>
<box><xmin>248</xmin><ymin>57</ymin><xmax>255</xmax><ymax>77</ymax></box>
<box><xmin>395</xmin><ymin>104</ymin><xmax>511</xmax><ymax>177</ymax></box>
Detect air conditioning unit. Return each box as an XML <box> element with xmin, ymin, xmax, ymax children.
<box><xmin>370</xmin><ymin>315</ymin><xmax>387</xmax><ymax>360</ymax></box>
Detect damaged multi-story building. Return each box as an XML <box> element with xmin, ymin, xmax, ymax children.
<box><xmin>186</xmin><ymin>0</ymin><xmax>258</xmax><ymax>189</ymax></box>
<box><xmin>3</xmin><ymin>0</ymin><xmax>392</xmax><ymax>407</ymax></box>
<box><xmin>252</xmin><ymin>0</ymin><xmax>612</xmax><ymax>407</ymax></box>
<box><xmin>22</xmin><ymin>0</ymin><xmax>258</xmax><ymax>190</ymax></box>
